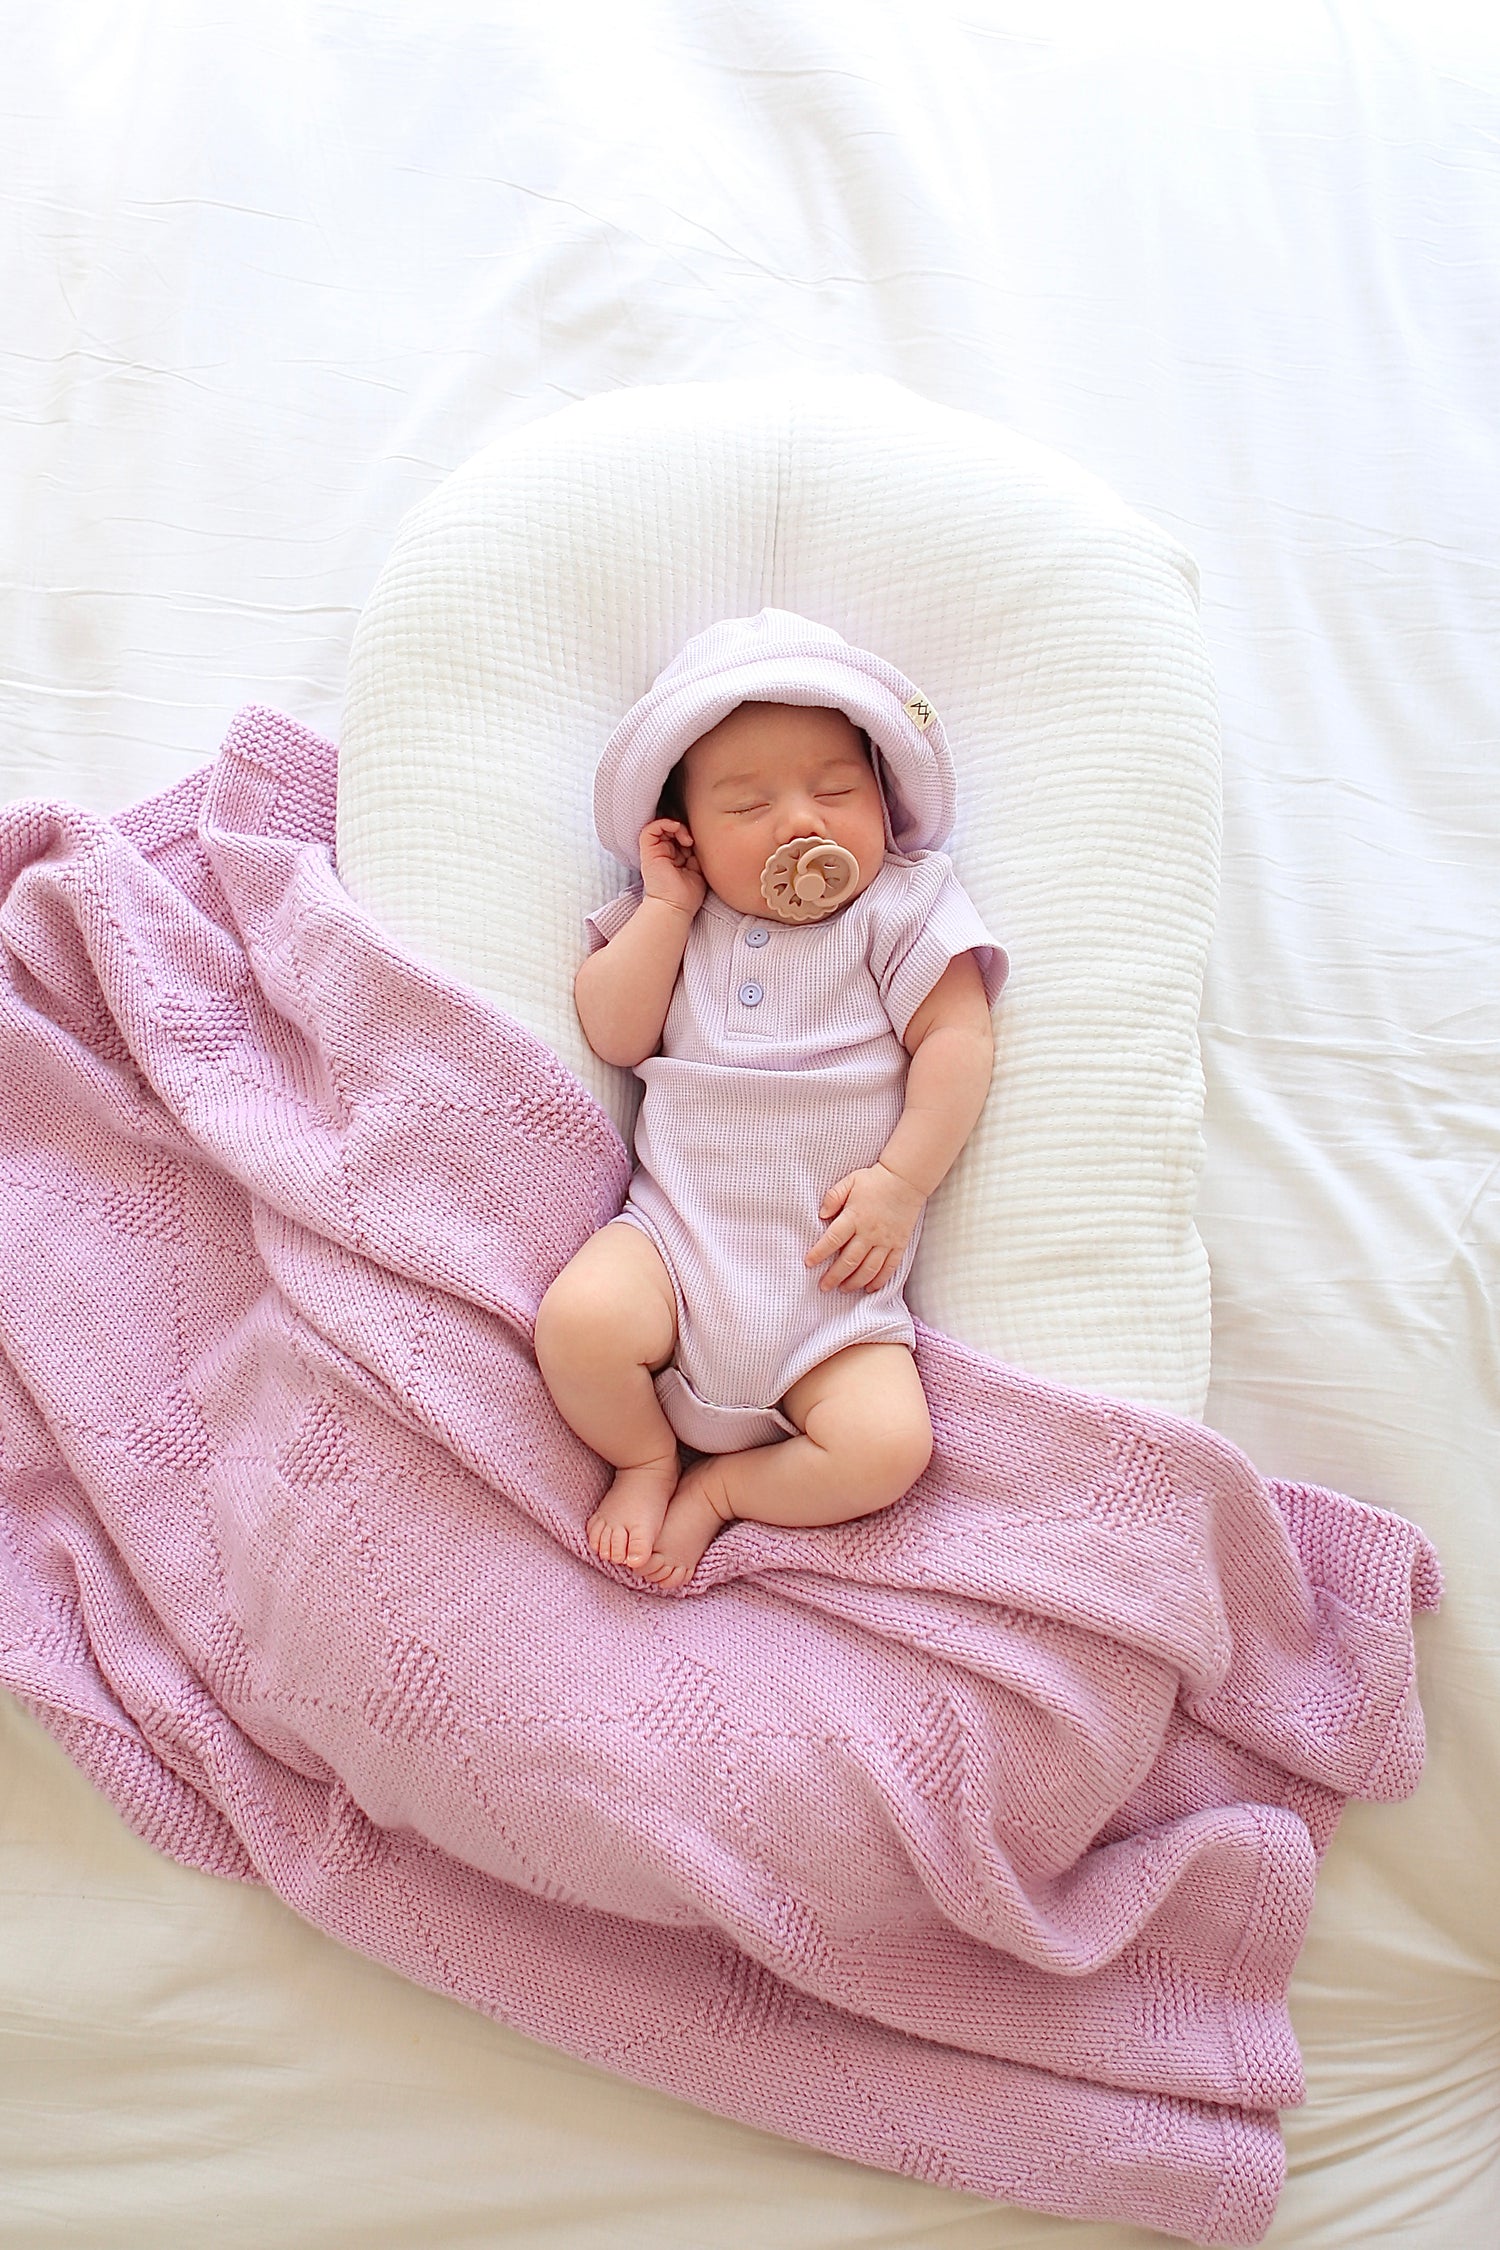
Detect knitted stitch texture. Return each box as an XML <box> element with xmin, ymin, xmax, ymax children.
<box><xmin>0</xmin><ymin>709</ymin><xmax>1440</xmax><ymax>2247</ymax></box>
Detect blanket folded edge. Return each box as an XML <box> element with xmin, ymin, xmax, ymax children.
<box><xmin>17</xmin><ymin>1693</ymin><xmax>259</xmax><ymax>1884</ymax></box>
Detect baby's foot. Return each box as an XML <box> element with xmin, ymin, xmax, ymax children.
<box><xmin>639</xmin><ymin>1459</ymin><xmax>737</xmax><ymax>1589</ymax></box>
<box><xmin>586</xmin><ymin>1457</ymin><xmax>680</xmax><ymax>1572</ymax></box>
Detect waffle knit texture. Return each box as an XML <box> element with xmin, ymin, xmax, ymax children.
<box><xmin>0</xmin><ymin>709</ymin><xmax>1441</xmax><ymax>2247</ymax></box>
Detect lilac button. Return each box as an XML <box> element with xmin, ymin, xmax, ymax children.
<box><xmin>738</xmin><ymin>980</ymin><xmax>764</xmax><ymax>1007</ymax></box>
<box><xmin>744</xmin><ymin>925</ymin><xmax>769</xmax><ymax>948</ymax></box>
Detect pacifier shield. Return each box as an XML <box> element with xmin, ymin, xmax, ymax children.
<box><xmin>759</xmin><ymin>836</ymin><xmax>860</xmax><ymax>923</ymax></box>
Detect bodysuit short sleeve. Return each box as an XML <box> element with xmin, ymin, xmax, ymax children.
<box><xmin>870</xmin><ymin>855</ymin><xmax>1009</xmax><ymax>1044</ymax></box>
<box><xmin>583</xmin><ymin>884</ymin><xmax>644</xmax><ymax>953</ymax></box>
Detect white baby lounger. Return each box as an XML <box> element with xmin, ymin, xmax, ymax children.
<box><xmin>337</xmin><ymin>371</ymin><xmax>1222</xmax><ymax>1420</ymax></box>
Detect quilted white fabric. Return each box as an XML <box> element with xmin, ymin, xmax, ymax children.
<box><xmin>336</xmin><ymin>373</ymin><xmax>1221</xmax><ymax>1416</ymax></box>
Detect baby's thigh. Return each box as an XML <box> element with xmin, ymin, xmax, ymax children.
<box><xmin>782</xmin><ymin>1342</ymin><xmax>933</xmax><ymax>1489</ymax></box>
<box><xmin>534</xmin><ymin>1221</ymin><xmax>678</xmax><ymax>1372</ymax></box>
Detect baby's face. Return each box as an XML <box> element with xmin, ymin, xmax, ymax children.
<box><xmin>679</xmin><ymin>703</ymin><xmax>888</xmax><ymax>918</ymax></box>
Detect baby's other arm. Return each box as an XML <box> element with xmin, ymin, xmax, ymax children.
<box><xmin>574</xmin><ymin>819</ymin><xmax>706</xmax><ymax>1068</ymax></box>
<box><xmin>806</xmin><ymin>952</ymin><xmax>995</xmax><ymax>1292</ymax></box>
<box><xmin>880</xmin><ymin>950</ymin><xmax>996</xmax><ymax>1197</ymax></box>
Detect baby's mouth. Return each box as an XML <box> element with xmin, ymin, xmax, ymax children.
<box><xmin>759</xmin><ymin>837</ymin><xmax>860</xmax><ymax>923</ymax></box>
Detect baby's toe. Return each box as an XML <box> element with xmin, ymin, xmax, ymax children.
<box><xmin>587</xmin><ymin>1514</ymin><xmax>626</xmax><ymax>1566</ymax></box>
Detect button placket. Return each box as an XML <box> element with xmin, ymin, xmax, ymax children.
<box><xmin>725</xmin><ymin>916</ymin><xmax>776</xmax><ymax>1037</ymax></box>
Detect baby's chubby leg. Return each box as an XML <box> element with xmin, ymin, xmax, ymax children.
<box><xmin>533</xmin><ymin>1221</ymin><xmax>682</xmax><ymax>1570</ymax></box>
<box><xmin>640</xmin><ymin>1341</ymin><xmax>933</xmax><ymax>1588</ymax></box>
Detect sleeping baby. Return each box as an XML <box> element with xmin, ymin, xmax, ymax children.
<box><xmin>535</xmin><ymin>609</ymin><xmax>1008</xmax><ymax>1587</ymax></box>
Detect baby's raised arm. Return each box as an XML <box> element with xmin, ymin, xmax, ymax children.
<box><xmin>574</xmin><ymin>818</ymin><xmax>705</xmax><ymax>1068</ymax></box>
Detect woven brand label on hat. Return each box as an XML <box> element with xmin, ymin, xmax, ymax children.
<box><xmin>904</xmin><ymin>693</ymin><xmax>936</xmax><ymax>731</ymax></box>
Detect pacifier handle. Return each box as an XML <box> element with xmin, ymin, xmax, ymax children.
<box><xmin>759</xmin><ymin>836</ymin><xmax>861</xmax><ymax>923</ymax></box>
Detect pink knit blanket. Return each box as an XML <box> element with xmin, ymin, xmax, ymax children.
<box><xmin>0</xmin><ymin>708</ymin><xmax>1440</xmax><ymax>2246</ymax></box>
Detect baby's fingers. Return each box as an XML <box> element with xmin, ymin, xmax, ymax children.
<box><xmin>805</xmin><ymin>1212</ymin><xmax>855</xmax><ymax>1268</ymax></box>
<box><xmin>641</xmin><ymin>818</ymin><xmax>696</xmax><ymax>863</ymax></box>
<box><xmin>839</xmin><ymin>1247</ymin><xmax>890</xmax><ymax>1293</ymax></box>
<box><xmin>818</xmin><ymin>1233</ymin><xmax>875</xmax><ymax>1291</ymax></box>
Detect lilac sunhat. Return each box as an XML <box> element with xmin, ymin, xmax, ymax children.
<box><xmin>592</xmin><ymin>609</ymin><xmax>958</xmax><ymax>871</ymax></box>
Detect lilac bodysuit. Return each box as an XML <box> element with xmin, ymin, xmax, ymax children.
<box><xmin>586</xmin><ymin>850</ymin><xmax>1007</xmax><ymax>1454</ymax></box>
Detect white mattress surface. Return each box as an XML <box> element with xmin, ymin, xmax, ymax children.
<box><xmin>2</xmin><ymin>5</ymin><xmax>1496</xmax><ymax>2246</ymax></box>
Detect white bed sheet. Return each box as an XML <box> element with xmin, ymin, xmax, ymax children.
<box><xmin>1</xmin><ymin>4</ymin><xmax>1495</xmax><ymax>2246</ymax></box>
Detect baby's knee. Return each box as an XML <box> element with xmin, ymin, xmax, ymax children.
<box><xmin>811</xmin><ymin>1374</ymin><xmax>933</xmax><ymax>1509</ymax></box>
<box><xmin>534</xmin><ymin>1236</ymin><xmax>672</xmax><ymax>1374</ymax></box>
<box><xmin>861</xmin><ymin>1395</ymin><xmax>934</xmax><ymax>1504</ymax></box>
<box><xmin>535</xmin><ymin>1258</ymin><xmax>611</xmax><ymax>1363</ymax></box>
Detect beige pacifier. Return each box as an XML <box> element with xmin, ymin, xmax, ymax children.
<box><xmin>758</xmin><ymin>836</ymin><xmax>861</xmax><ymax>924</ymax></box>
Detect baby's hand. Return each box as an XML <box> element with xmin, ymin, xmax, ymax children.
<box><xmin>639</xmin><ymin>818</ymin><xmax>706</xmax><ymax>919</ymax></box>
<box><xmin>805</xmin><ymin>1164</ymin><xmax>926</xmax><ymax>1293</ymax></box>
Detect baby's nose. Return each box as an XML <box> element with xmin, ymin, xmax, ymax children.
<box><xmin>774</xmin><ymin>798</ymin><xmax>826</xmax><ymax>842</ymax></box>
